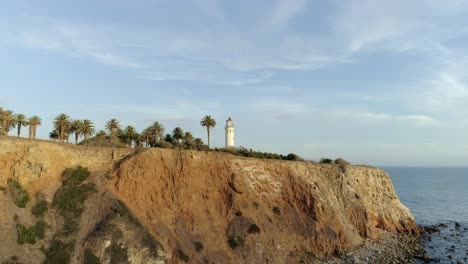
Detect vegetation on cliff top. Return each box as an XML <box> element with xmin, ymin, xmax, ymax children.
<box><xmin>1</xmin><ymin>107</ymin><xmax>351</xmax><ymax>164</ymax></box>
<box><xmin>1</xmin><ymin>107</ymin><xmax>300</xmax><ymax>157</ymax></box>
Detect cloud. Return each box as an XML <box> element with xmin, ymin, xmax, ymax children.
<box><xmin>248</xmin><ymin>99</ymin><xmax>308</xmax><ymax>119</ymax></box>
<box><xmin>19</xmin><ymin>23</ymin><xmax>143</xmax><ymax>68</ymax></box>
<box><xmin>331</xmin><ymin>108</ymin><xmax>438</xmax><ymax>126</ymax></box>
<box><xmin>333</xmin><ymin>0</ymin><xmax>468</xmax><ymax>53</ymax></box>
<box><xmin>4</xmin><ymin>5</ymin><xmax>345</xmax><ymax>82</ymax></box>
<box><xmin>263</xmin><ymin>0</ymin><xmax>307</xmax><ymax>29</ymax></box>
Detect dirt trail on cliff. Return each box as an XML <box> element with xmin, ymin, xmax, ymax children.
<box><xmin>0</xmin><ymin>137</ymin><xmax>419</xmax><ymax>264</ymax></box>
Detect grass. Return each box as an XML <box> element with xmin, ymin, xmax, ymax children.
<box><xmin>41</xmin><ymin>239</ymin><xmax>73</xmax><ymax>264</ymax></box>
<box><xmin>228</xmin><ymin>236</ymin><xmax>244</xmax><ymax>249</ymax></box>
<box><xmin>52</xmin><ymin>166</ymin><xmax>96</xmax><ymax>235</ymax></box>
<box><xmin>31</xmin><ymin>200</ymin><xmax>48</xmax><ymax>218</ymax></box>
<box><xmin>7</xmin><ymin>179</ymin><xmax>29</xmax><ymax>208</ymax></box>
<box><xmin>16</xmin><ymin>220</ymin><xmax>47</xmax><ymax>245</ymax></box>
<box><xmin>0</xmin><ymin>185</ymin><xmax>6</xmax><ymax>193</ymax></box>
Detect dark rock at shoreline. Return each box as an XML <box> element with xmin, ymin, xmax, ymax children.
<box><xmin>455</xmin><ymin>222</ymin><xmax>461</xmax><ymax>229</ymax></box>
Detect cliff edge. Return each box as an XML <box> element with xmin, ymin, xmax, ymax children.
<box><xmin>0</xmin><ymin>137</ymin><xmax>419</xmax><ymax>263</ymax></box>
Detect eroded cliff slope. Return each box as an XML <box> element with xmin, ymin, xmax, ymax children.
<box><xmin>0</xmin><ymin>137</ymin><xmax>419</xmax><ymax>263</ymax></box>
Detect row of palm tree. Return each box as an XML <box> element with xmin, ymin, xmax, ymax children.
<box><xmin>48</xmin><ymin>113</ymin><xmax>219</xmax><ymax>150</ymax></box>
<box><xmin>0</xmin><ymin>107</ymin><xmax>42</xmax><ymax>139</ymax></box>
<box><xmin>51</xmin><ymin>113</ymin><xmax>96</xmax><ymax>143</ymax></box>
<box><xmin>1</xmin><ymin>107</ymin><xmax>220</xmax><ymax>150</ymax></box>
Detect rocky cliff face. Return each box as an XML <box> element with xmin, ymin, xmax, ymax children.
<box><xmin>0</xmin><ymin>137</ymin><xmax>419</xmax><ymax>263</ymax></box>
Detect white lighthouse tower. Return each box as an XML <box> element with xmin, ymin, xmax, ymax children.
<box><xmin>225</xmin><ymin>117</ymin><xmax>235</xmax><ymax>149</ymax></box>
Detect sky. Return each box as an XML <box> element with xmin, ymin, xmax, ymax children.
<box><xmin>1</xmin><ymin>0</ymin><xmax>468</xmax><ymax>166</ymax></box>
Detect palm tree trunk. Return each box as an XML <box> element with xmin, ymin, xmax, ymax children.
<box><xmin>207</xmin><ymin>127</ymin><xmax>211</xmax><ymax>149</ymax></box>
<box><xmin>75</xmin><ymin>133</ymin><xmax>79</xmax><ymax>145</ymax></box>
<box><xmin>60</xmin><ymin>127</ymin><xmax>64</xmax><ymax>142</ymax></box>
<box><xmin>17</xmin><ymin>125</ymin><xmax>21</xmax><ymax>137</ymax></box>
<box><xmin>29</xmin><ymin>126</ymin><xmax>32</xmax><ymax>139</ymax></box>
<box><xmin>33</xmin><ymin>127</ymin><xmax>37</xmax><ymax>139</ymax></box>
<box><xmin>85</xmin><ymin>133</ymin><xmax>89</xmax><ymax>141</ymax></box>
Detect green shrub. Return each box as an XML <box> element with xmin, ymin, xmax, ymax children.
<box><xmin>31</xmin><ymin>200</ymin><xmax>48</xmax><ymax>218</ymax></box>
<box><xmin>42</xmin><ymin>239</ymin><xmax>73</xmax><ymax>264</ymax></box>
<box><xmin>53</xmin><ymin>167</ymin><xmax>96</xmax><ymax>235</ymax></box>
<box><xmin>16</xmin><ymin>224</ymin><xmax>36</xmax><ymax>245</ymax></box>
<box><xmin>284</xmin><ymin>153</ymin><xmax>303</xmax><ymax>161</ymax></box>
<box><xmin>319</xmin><ymin>158</ymin><xmax>333</xmax><ymax>164</ymax></box>
<box><xmin>16</xmin><ymin>220</ymin><xmax>47</xmax><ymax>245</ymax></box>
<box><xmin>334</xmin><ymin>158</ymin><xmax>350</xmax><ymax>165</ymax></box>
<box><xmin>62</xmin><ymin>166</ymin><xmax>90</xmax><ymax>185</ymax></box>
<box><xmin>193</xmin><ymin>241</ymin><xmax>204</xmax><ymax>252</ymax></box>
<box><xmin>7</xmin><ymin>179</ymin><xmax>29</xmax><ymax>208</ymax></box>
<box><xmin>215</xmin><ymin>147</ymin><xmax>303</xmax><ymax>161</ymax></box>
<box><xmin>228</xmin><ymin>236</ymin><xmax>244</xmax><ymax>249</ymax></box>
<box><xmin>247</xmin><ymin>224</ymin><xmax>261</xmax><ymax>234</ymax></box>
<box><xmin>0</xmin><ymin>185</ymin><xmax>6</xmax><ymax>193</ymax></box>
<box><xmin>53</xmin><ymin>183</ymin><xmax>96</xmax><ymax>235</ymax></box>
<box><xmin>84</xmin><ymin>248</ymin><xmax>101</xmax><ymax>264</ymax></box>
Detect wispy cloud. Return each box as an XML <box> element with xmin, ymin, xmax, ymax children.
<box><xmin>333</xmin><ymin>0</ymin><xmax>468</xmax><ymax>53</ymax></box>
<box><xmin>248</xmin><ymin>99</ymin><xmax>308</xmax><ymax>119</ymax></box>
<box><xmin>331</xmin><ymin>108</ymin><xmax>438</xmax><ymax>126</ymax></box>
<box><xmin>19</xmin><ymin>24</ymin><xmax>143</xmax><ymax>68</ymax></box>
<box><xmin>261</xmin><ymin>0</ymin><xmax>307</xmax><ymax>30</ymax></box>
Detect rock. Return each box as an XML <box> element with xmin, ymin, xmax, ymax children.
<box><xmin>455</xmin><ymin>222</ymin><xmax>462</xmax><ymax>229</ymax></box>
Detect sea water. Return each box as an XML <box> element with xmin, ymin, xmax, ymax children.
<box><xmin>383</xmin><ymin>167</ymin><xmax>468</xmax><ymax>263</ymax></box>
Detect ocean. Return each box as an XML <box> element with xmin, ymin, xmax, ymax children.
<box><xmin>383</xmin><ymin>167</ymin><xmax>468</xmax><ymax>264</ymax></box>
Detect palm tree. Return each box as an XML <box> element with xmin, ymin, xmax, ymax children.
<box><xmin>194</xmin><ymin>138</ymin><xmax>206</xmax><ymax>150</ymax></box>
<box><xmin>172</xmin><ymin>127</ymin><xmax>184</xmax><ymax>146</ymax></box>
<box><xmin>70</xmin><ymin>120</ymin><xmax>84</xmax><ymax>144</ymax></box>
<box><xmin>28</xmin><ymin>116</ymin><xmax>42</xmax><ymax>139</ymax></box>
<box><xmin>183</xmin><ymin>132</ymin><xmax>195</xmax><ymax>149</ymax></box>
<box><xmin>14</xmin><ymin>114</ymin><xmax>28</xmax><ymax>137</ymax></box>
<box><xmin>53</xmin><ymin>113</ymin><xmax>71</xmax><ymax>142</ymax></box>
<box><xmin>81</xmin><ymin>119</ymin><xmax>95</xmax><ymax>141</ymax></box>
<box><xmin>0</xmin><ymin>109</ymin><xmax>15</xmax><ymax>135</ymax></box>
<box><xmin>140</xmin><ymin>128</ymin><xmax>151</xmax><ymax>147</ymax></box>
<box><xmin>105</xmin><ymin>119</ymin><xmax>121</xmax><ymax>138</ymax></box>
<box><xmin>49</xmin><ymin>130</ymin><xmax>59</xmax><ymax>141</ymax></box>
<box><xmin>150</xmin><ymin>122</ymin><xmax>165</xmax><ymax>144</ymax></box>
<box><xmin>96</xmin><ymin>130</ymin><xmax>107</xmax><ymax>139</ymax></box>
<box><xmin>200</xmin><ymin>115</ymin><xmax>216</xmax><ymax>148</ymax></box>
<box><xmin>122</xmin><ymin>125</ymin><xmax>138</xmax><ymax>147</ymax></box>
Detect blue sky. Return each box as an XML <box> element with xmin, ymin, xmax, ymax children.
<box><xmin>1</xmin><ymin>0</ymin><xmax>468</xmax><ymax>166</ymax></box>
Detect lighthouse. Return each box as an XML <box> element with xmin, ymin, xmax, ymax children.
<box><xmin>225</xmin><ymin>117</ymin><xmax>235</xmax><ymax>149</ymax></box>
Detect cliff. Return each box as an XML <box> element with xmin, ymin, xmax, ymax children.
<box><xmin>0</xmin><ymin>137</ymin><xmax>419</xmax><ymax>263</ymax></box>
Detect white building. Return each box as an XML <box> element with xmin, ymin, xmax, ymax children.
<box><xmin>225</xmin><ymin>117</ymin><xmax>235</xmax><ymax>149</ymax></box>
